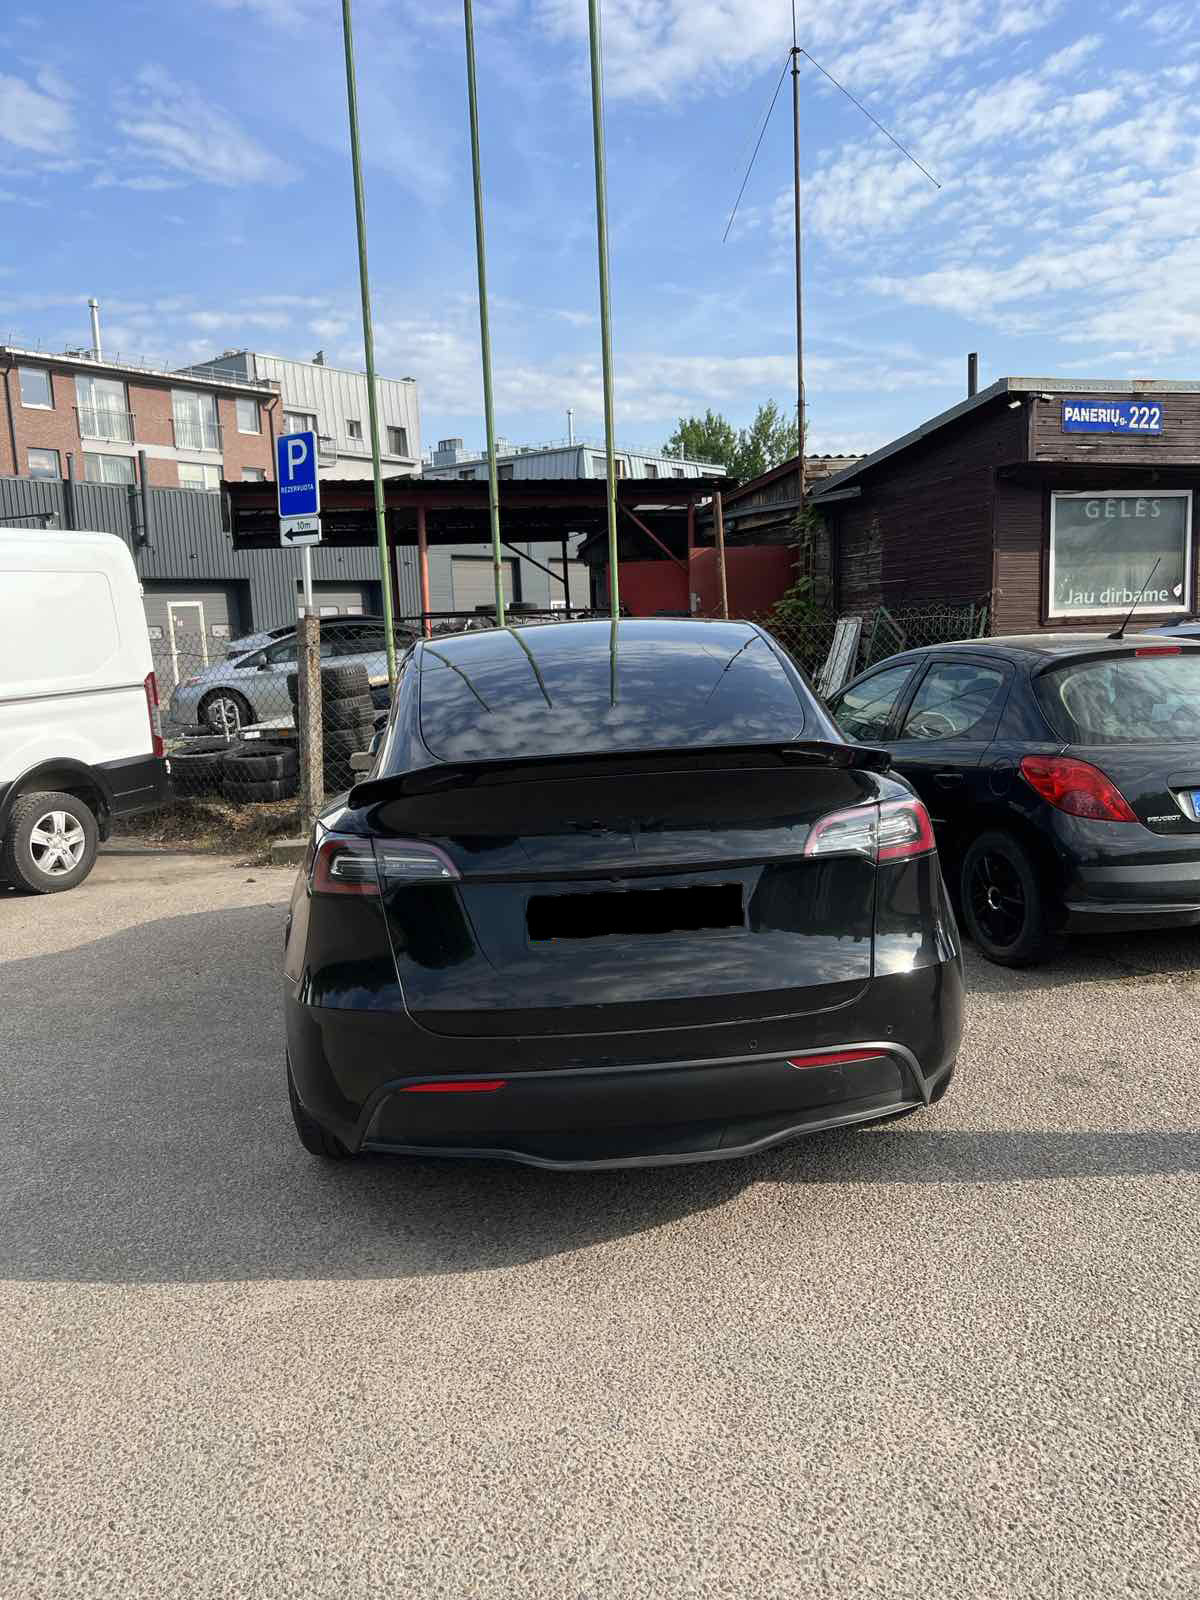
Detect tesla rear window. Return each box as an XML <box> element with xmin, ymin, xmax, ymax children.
<box><xmin>1037</xmin><ymin>654</ymin><xmax>1200</xmax><ymax>744</ymax></box>
<box><xmin>417</xmin><ymin>621</ymin><xmax>808</xmax><ymax>762</ymax></box>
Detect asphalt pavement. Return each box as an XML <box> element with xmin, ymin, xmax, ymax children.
<box><xmin>2</xmin><ymin>848</ymin><xmax>1198</xmax><ymax>1599</ymax></box>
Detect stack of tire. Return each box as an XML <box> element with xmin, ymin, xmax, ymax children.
<box><xmin>221</xmin><ymin>741</ymin><xmax>299</xmax><ymax>804</ymax></box>
<box><xmin>167</xmin><ymin>735</ymin><xmax>232</xmax><ymax>799</ymax></box>
<box><xmin>286</xmin><ymin>662</ymin><xmax>376</xmax><ymax>795</ymax></box>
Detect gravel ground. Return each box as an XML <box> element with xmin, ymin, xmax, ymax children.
<box><xmin>1</xmin><ymin>848</ymin><xmax>1197</xmax><ymax>1599</ymax></box>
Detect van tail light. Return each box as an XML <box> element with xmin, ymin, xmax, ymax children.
<box><xmin>1019</xmin><ymin>755</ymin><xmax>1138</xmax><ymax>822</ymax></box>
<box><xmin>804</xmin><ymin>798</ymin><xmax>935</xmax><ymax>863</ymax></box>
<box><xmin>310</xmin><ymin>836</ymin><xmax>460</xmax><ymax>896</ymax></box>
<box><xmin>144</xmin><ymin>671</ymin><xmax>164</xmax><ymax>758</ymax></box>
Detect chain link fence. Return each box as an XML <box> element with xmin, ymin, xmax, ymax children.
<box><xmin>161</xmin><ymin>606</ymin><xmax>614</xmax><ymax>813</ymax></box>
<box><xmin>155</xmin><ymin>598</ymin><xmax>992</xmax><ymax>836</ymax></box>
<box><xmin>754</xmin><ymin>599</ymin><xmax>993</xmax><ymax>691</ymax></box>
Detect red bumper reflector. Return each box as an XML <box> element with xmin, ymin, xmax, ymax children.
<box><xmin>400</xmin><ymin>1079</ymin><xmax>507</xmax><ymax>1094</ymax></box>
<box><xmin>787</xmin><ymin>1049</ymin><xmax>885</xmax><ymax>1070</ymax></box>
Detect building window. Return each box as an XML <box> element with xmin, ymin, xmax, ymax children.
<box><xmin>283</xmin><ymin>411</ymin><xmax>316</xmax><ymax>435</ymax></box>
<box><xmin>172</xmin><ymin>389</ymin><xmax>221</xmax><ymax>451</ymax></box>
<box><xmin>235</xmin><ymin>397</ymin><xmax>260</xmax><ymax>434</ymax></box>
<box><xmin>347</xmin><ymin>418</ymin><xmax>363</xmax><ymax>441</ymax></box>
<box><xmin>386</xmin><ymin>425</ymin><xmax>408</xmax><ymax>455</ymax></box>
<box><xmin>457</xmin><ymin>469</ymin><xmax>476</xmax><ymax>480</ymax></box>
<box><xmin>672</xmin><ymin>468</ymin><xmax>684</xmax><ymax>478</ymax></box>
<box><xmin>242</xmin><ymin>467</ymin><xmax>267</xmax><ymax>482</ymax></box>
<box><xmin>83</xmin><ymin>451</ymin><xmax>136</xmax><ymax>486</ymax></box>
<box><xmin>498</xmin><ymin>463</ymin><xmax>514</xmax><ymax>480</ymax></box>
<box><xmin>76</xmin><ymin>375</ymin><xmax>131</xmax><ymax>442</ymax></box>
<box><xmin>178</xmin><ymin>462</ymin><xmax>221</xmax><ymax>493</ymax></box>
<box><xmin>27</xmin><ymin>448</ymin><xmax>60</xmax><ymax>479</ymax></box>
<box><xmin>645</xmin><ymin>463</ymin><xmax>659</xmax><ymax>478</ymax></box>
<box><xmin>1048</xmin><ymin>491</ymin><xmax>1192</xmax><ymax>618</ymax></box>
<box><xmin>19</xmin><ymin>366</ymin><xmax>53</xmax><ymax>408</ymax></box>
<box><xmin>590</xmin><ymin>454</ymin><xmax>628</xmax><ymax>478</ymax></box>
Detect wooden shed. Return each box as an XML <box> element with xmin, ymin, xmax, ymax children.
<box><xmin>809</xmin><ymin>378</ymin><xmax>1200</xmax><ymax>632</ymax></box>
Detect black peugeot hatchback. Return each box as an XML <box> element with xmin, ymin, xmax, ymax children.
<box><xmin>283</xmin><ymin>619</ymin><xmax>962</xmax><ymax>1167</ymax></box>
<box><xmin>827</xmin><ymin>633</ymin><xmax>1200</xmax><ymax>966</ymax></box>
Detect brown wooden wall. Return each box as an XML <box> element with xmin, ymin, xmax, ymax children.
<box><xmin>1030</xmin><ymin>391</ymin><xmax>1200</xmax><ymax>466</ymax></box>
<box><xmin>832</xmin><ymin>401</ymin><xmax>1026</xmax><ymax>612</ymax></box>
<box><xmin>992</xmin><ymin>465</ymin><xmax>1200</xmax><ymax>632</ymax></box>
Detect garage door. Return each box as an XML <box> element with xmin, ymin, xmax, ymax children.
<box><xmin>292</xmin><ymin>580</ymin><xmax>378</xmax><ymax>618</ymax></box>
<box><xmin>141</xmin><ymin>582</ymin><xmax>246</xmax><ymax>696</ymax></box>
<box><xmin>451</xmin><ymin>556</ymin><xmax>516</xmax><ymax>613</ymax></box>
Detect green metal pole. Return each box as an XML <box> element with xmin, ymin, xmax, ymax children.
<box><xmin>462</xmin><ymin>0</ymin><xmax>506</xmax><ymax>627</ymax></box>
<box><xmin>341</xmin><ymin>0</ymin><xmax>398</xmax><ymax>686</ymax></box>
<box><xmin>586</xmin><ymin>0</ymin><xmax>619</xmax><ymax>619</ymax></box>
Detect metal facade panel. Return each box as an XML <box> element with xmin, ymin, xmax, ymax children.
<box><xmin>0</xmin><ymin>476</ymin><xmax>64</xmax><ymax>528</ymax></box>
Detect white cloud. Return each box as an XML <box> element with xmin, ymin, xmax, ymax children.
<box><xmin>534</xmin><ymin>0</ymin><xmax>1060</xmax><ymax>103</ymax></box>
<box><xmin>0</xmin><ymin>70</ymin><xmax>73</xmax><ymax>155</ymax></box>
<box><xmin>114</xmin><ymin>66</ymin><xmax>294</xmax><ymax>186</ymax></box>
<box><xmin>92</xmin><ymin>172</ymin><xmax>184</xmax><ymax>192</ymax></box>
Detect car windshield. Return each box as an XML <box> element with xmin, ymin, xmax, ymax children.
<box><xmin>1036</xmin><ymin>652</ymin><xmax>1200</xmax><ymax>743</ymax></box>
<box><xmin>416</xmin><ymin>620</ymin><xmax>808</xmax><ymax>763</ymax></box>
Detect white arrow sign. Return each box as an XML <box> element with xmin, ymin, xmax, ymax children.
<box><xmin>280</xmin><ymin>515</ymin><xmax>322</xmax><ymax>546</ymax></box>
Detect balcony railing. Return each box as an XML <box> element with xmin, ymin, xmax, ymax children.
<box><xmin>75</xmin><ymin>405</ymin><xmax>134</xmax><ymax>443</ymax></box>
<box><xmin>171</xmin><ymin>416</ymin><xmax>223</xmax><ymax>451</ymax></box>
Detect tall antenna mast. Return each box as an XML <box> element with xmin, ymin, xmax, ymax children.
<box><xmin>724</xmin><ymin>25</ymin><xmax>940</xmax><ymax>511</ymax></box>
<box><xmin>790</xmin><ymin>1</ymin><xmax>804</xmax><ymax>515</ymax></box>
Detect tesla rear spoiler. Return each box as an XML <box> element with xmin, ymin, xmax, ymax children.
<box><xmin>348</xmin><ymin>738</ymin><xmax>891</xmax><ymax>810</ymax></box>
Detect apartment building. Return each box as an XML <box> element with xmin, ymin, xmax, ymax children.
<box><xmin>422</xmin><ymin>437</ymin><xmax>723</xmax><ymax>481</ymax></box>
<box><xmin>0</xmin><ymin>344</ymin><xmax>277</xmax><ymax>489</ymax></box>
<box><xmin>184</xmin><ymin>349</ymin><xmax>420</xmax><ymax>479</ymax></box>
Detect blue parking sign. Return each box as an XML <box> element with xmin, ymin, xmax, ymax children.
<box><xmin>276</xmin><ymin>431</ymin><xmax>320</xmax><ymax>519</ymax></box>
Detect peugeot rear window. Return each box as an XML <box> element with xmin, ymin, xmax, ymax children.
<box><xmin>1036</xmin><ymin>652</ymin><xmax>1200</xmax><ymax>744</ymax></box>
<box><xmin>417</xmin><ymin>621</ymin><xmax>808</xmax><ymax>763</ymax></box>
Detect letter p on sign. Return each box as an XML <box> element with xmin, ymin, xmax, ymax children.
<box><xmin>276</xmin><ymin>429</ymin><xmax>319</xmax><ymax>520</ymax></box>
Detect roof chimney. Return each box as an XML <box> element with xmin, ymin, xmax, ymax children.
<box><xmin>967</xmin><ymin>351</ymin><xmax>978</xmax><ymax>397</ymax></box>
<box><xmin>88</xmin><ymin>297</ymin><xmax>102</xmax><ymax>360</ymax></box>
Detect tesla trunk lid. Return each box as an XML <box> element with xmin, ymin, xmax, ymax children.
<box><xmin>371</xmin><ymin>761</ymin><xmax>879</xmax><ymax>1038</ymax></box>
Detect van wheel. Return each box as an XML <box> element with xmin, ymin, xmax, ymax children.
<box><xmin>199</xmin><ymin>689</ymin><xmax>252</xmax><ymax>734</ymax></box>
<box><xmin>961</xmin><ymin>831</ymin><xmax>1053</xmax><ymax>967</ymax></box>
<box><xmin>1</xmin><ymin>792</ymin><xmax>99</xmax><ymax>894</ymax></box>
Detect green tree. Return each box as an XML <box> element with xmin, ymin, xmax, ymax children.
<box><xmin>662</xmin><ymin>409</ymin><xmax>740</xmax><ymax>472</ymax></box>
<box><xmin>664</xmin><ymin>400</ymin><xmax>800</xmax><ymax>484</ymax></box>
<box><xmin>731</xmin><ymin>400</ymin><xmax>800</xmax><ymax>482</ymax></box>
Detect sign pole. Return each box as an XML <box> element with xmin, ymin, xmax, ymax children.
<box><xmin>587</xmin><ymin>0</ymin><xmax>620</xmax><ymax>619</ymax></box>
<box><xmin>462</xmin><ymin>0</ymin><xmax>506</xmax><ymax>627</ymax></box>
<box><xmin>301</xmin><ymin>543</ymin><xmax>314</xmax><ymax>613</ymax></box>
<box><xmin>341</xmin><ymin>0</ymin><xmax>399</xmax><ymax>685</ymax></box>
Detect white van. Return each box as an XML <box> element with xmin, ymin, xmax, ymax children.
<box><xmin>0</xmin><ymin>529</ymin><xmax>169</xmax><ymax>893</ymax></box>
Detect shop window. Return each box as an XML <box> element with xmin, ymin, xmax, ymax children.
<box><xmin>1049</xmin><ymin>492</ymin><xmax>1191</xmax><ymax>618</ymax></box>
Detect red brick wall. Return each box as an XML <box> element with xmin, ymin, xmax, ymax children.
<box><xmin>0</xmin><ymin>358</ymin><xmax>275</xmax><ymax>487</ymax></box>
<box><xmin>218</xmin><ymin>393</ymin><xmax>275</xmax><ymax>482</ymax></box>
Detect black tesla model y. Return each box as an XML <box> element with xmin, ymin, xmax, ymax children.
<box><xmin>283</xmin><ymin>619</ymin><xmax>963</xmax><ymax>1168</ymax></box>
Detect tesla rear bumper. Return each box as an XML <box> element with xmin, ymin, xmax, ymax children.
<box><xmin>356</xmin><ymin>1044</ymin><xmax>952</xmax><ymax>1168</ymax></box>
<box><xmin>285</xmin><ymin>961</ymin><xmax>962</xmax><ymax>1168</ymax></box>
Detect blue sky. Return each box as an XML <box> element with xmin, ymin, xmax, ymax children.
<box><xmin>1</xmin><ymin>1</ymin><xmax>1198</xmax><ymax>460</ymax></box>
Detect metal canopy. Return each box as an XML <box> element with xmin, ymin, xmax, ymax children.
<box><xmin>224</xmin><ymin>475</ymin><xmax>730</xmax><ymax>551</ymax></box>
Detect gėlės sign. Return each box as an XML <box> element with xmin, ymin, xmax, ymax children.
<box><xmin>1048</xmin><ymin>491</ymin><xmax>1192</xmax><ymax>617</ymax></box>
<box><xmin>1061</xmin><ymin>399</ymin><xmax>1162</xmax><ymax>434</ymax></box>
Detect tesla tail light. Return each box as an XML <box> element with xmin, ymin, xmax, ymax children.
<box><xmin>144</xmin><ymin>671</ymin><xmax>164</xmax><ymax>758</ymax></box>
<box><xmin>310</xmin><ymin>836</ymin><xmax>461</xmax><ymax>896</ymax></box>
<box><xmin>1019</xmin><ymin>755</ymin><xmax>1137</xmax><ymax>822</ymax></box>
<box><xmin>803</xmin><ymin>798</ymin><xmax>935</xmax><ymax>863</ymax></box>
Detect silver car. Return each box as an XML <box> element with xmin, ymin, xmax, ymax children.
<box><xmin>169</xmin><ymin>618</ymin><xmax>411</xmax><ymax>732</ymax></box>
